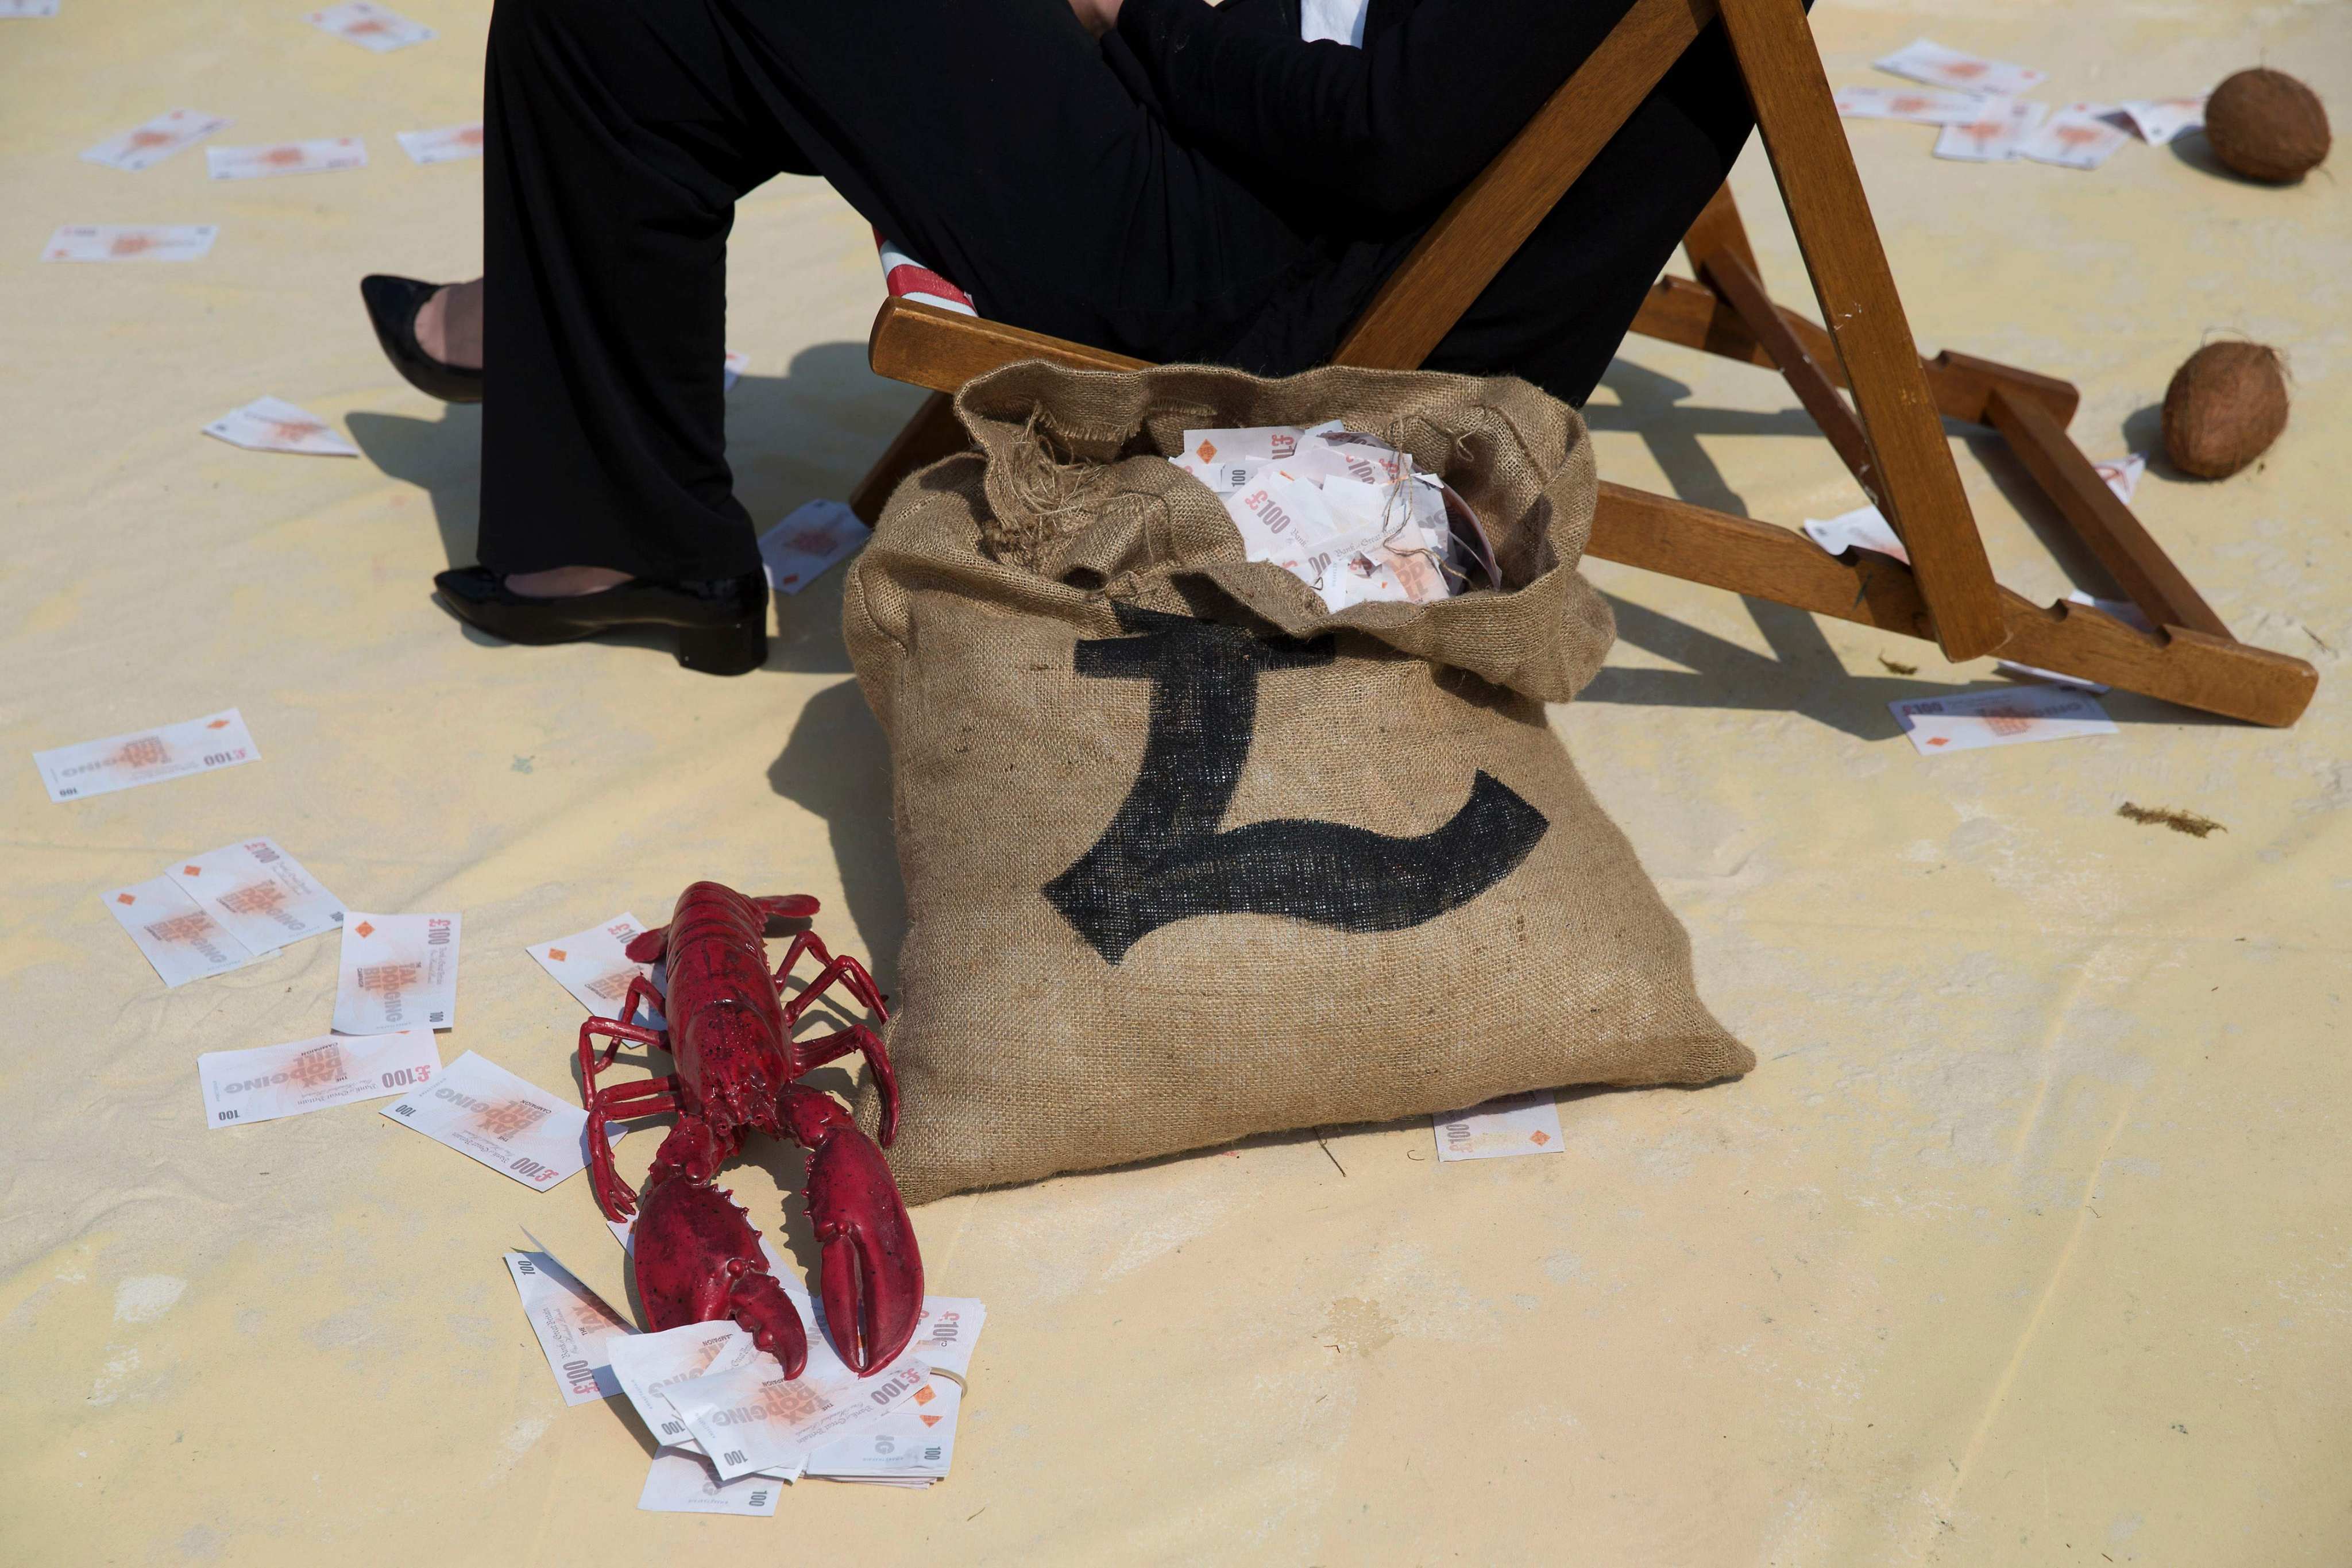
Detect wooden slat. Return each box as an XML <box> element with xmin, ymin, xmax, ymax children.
<box><xmin>1332</xmin><ymin>0</ymin><xmax>1714</xmax><ymax>370</ymax></box>
<box><xmin>1626</xmin><ymin>277</ymin><xmax>2081</xmax><ymax>426</ymax></box>
<box><xmin>1699</xmin><ymin>250</ymin><xmax>1886</xmax><ymax>511</ymax></box>
<box><xmin>1717</xmin><ymin>0</ymin><xmax>2008</xmax><ymax>661</ymax></box>
<box><xmin>1930</xmin><ymin>350</ymin><xmax>2079</xmax><ymax>427</ymax></box>
<box><xmin>868</xmin><ymin>298</ymin><xmax>1144</xmax><ymax>393</ymax></box>
<box><xmin>1588</xmin><ymin>483</ymin><xmax>2316</xmax><ymax>725</ymax></box>
<box><xmin>1986</xmin><ymin>385</ymin><xmax>2232</xmax><ymax>639</ymax></box>
<box><xmin>848</xmin><ymin>390</ymin><xmax>967</xmax><ymax>524</ymax></box>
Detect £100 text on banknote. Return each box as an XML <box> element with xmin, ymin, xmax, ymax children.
<box><xmin>333</xmin><ymin>912</ymin><xmax>458</xmax><ymax>1034</ymax></box>
<box><xmin>35</xmin><ymin>709</ymin><xmax>257</xmax><ymax>801</ymax></box>
<box><xmin>199</xmin><ymin>1030</ymin><xmax>438</xmax><ymax>1128</ymax></box>
<box><xmin>380</xmin><ymin>1051</ymin><xmax>593</xmax><ymax>1190</ymax></box>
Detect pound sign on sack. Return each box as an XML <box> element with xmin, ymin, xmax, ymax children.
<box><xmin>1044</xmin><ymin>604</ymin><xmax>1548</xmax><ymax>963</ymax></box>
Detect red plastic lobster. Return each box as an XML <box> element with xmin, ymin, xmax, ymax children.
<box><xmin>577</xmin><ymin>881</ymin><xmax>921</xmax><ymax>1377</ymax></box>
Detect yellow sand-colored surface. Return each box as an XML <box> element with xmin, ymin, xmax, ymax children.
<box><xmin>3</xmin><ymin>1</ymin><xmax>2346</xmax><ymax>1561</ymax></box>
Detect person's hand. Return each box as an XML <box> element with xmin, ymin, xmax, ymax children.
<box><xmin>1068</xmin><ymin>0</ymin><xmax>1122</xmax><ymax>38</ymax></box>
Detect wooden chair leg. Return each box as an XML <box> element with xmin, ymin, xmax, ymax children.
<box><xmin>848</xmin><ymin>390</ymin><xmax>966</xmax><ymax>524</ymax></box>
<box><xmin>1718</xmin><ymin>0</ymin><xmax>2008</xmax><ymax>662</ymax></box>
<box><xmin>1983</xmin><ymin>387</ymin><xmax>2231</xmax><ymax>639</ymax></box>
<box><xmin>1588</xmin><ymin>485</ymin><xmax>2316</xmax><ymax>725</ymax></box>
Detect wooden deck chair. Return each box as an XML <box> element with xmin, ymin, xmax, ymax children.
<box><xmin>845</xmin><ymin>0</ymin><xmax>2316</xmax><ymax>727</ymax></box>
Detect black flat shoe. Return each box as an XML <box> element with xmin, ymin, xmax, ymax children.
<box><xmin>433</xmin><ymin>567</ymin><xmax>770</xmax><ymax>675</ymax></box>
<box><xmin>361</xmin><ymin>274</ymin><xmax>485</xmax><ymax>404</ymax></box>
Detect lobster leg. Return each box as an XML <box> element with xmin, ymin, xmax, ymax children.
<box><xmin>771</xmin><ymin>933</ymin><xmax>900</xmax><ymax>1144</ymax></box>
<box><xmin>578</xmin><ymin>1012</ymin><xmax>673</xmax><ymax>1220</ymax></box>
<box><xmin>582</xmin><ymin>1075</ymin><xmax>678</xmax><ymax>1220</ymax></box>
<box><xmin>611</xmin><ymin>973</ymin><xmax>665</xmax><ymax>1033</ymax></box>
<box><xmin>632</xmin><ymin>1167</ymin><xmax>810</xmax><ymax>1378</ymax></box>
<box><xmin>773</xmin><ymin>933</ymin><xmax>890</xmax><ymax>1022</ymax></box>
<box><xmin>790</xmin><ymin>1023</ymin><xmax>904</xmax><ymax>1147</ymax></box>
<box><xmin>778</xmin><ymin>1082</ymin><xmax>923</xmax><ymax>1373</ymax></box>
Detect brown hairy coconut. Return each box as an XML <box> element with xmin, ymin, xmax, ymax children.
<box><xmin>2162</xmin><ymin>342</ymin><xmax>2290</xmax><ymax>479</ymax></box>
<box><xmin>2204</xmin><ymin>68</ymin><xmax>2331</xmax><ymax>183</ymax></box>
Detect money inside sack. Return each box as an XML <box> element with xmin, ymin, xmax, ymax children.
<box><xmin>1172</xmin><ymin>423</ymin><xmax>1469</xmax><ymax>613</ymax></box>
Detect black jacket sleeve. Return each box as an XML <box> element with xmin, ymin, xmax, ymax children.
<box><xmin>1116</xmin><ymin>0</ymin><xmax>1640</xmax><ymax>220</ymax></box>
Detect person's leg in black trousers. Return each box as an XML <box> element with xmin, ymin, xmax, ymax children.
<box><xmin>441</xmin><ymin>0</ymin><xmax>1314</xmax><ymax>668</ymax></box>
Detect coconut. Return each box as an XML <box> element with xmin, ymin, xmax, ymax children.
<box><xmin>2204</xmin><ymin>68</ymin><xmax>2331</xmax><ymax>183</ymax></box>
<box><xmin>2161</xmin><ymin>342</ymin><xmax>2290</xmax><ymax>479</ymax></box>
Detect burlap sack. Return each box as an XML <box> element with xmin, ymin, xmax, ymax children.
<box><xmin>846</xmin><ymin>360</ymin><xmax>1749</xmax><ymax>1204</ymax></box>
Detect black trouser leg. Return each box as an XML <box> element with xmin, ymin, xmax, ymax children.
<box><xmin>1423</xmin><ymin>20</ymin><xmax>1764</xmax><ymax>406</ymax></box>
<box><xmin>480</xmin><ymin>0</ymin><xmax>779</xmax><ymax>580</ymax></box>
<box><xmin>478</xmin><ymin>0</ymin><xmax>1306</xmax><ymax>580</ymax></box>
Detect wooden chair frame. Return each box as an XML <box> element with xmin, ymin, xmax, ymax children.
<box><xmin>847</xmin><ymin>0</ymin><xmax>2315</xmax><ymax>727</ymax></box>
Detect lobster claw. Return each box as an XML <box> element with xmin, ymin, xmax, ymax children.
<box><xmin>781</xmin><ymin>1084</ymin><xmax>924</xmax><ymax>1374</ymax></box>
<box><xmin>632</xmin><ymin>1173</ymin><xmax>810</xmax><ymax>1378</ymax></box>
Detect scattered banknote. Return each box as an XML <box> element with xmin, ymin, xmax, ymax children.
<box><xmin>1890</xmin><ymin>685</ymin><xmax>2117</xmax><ymax>755</ymax></box>
<box><xmin>306</xmin><ymin>1</ymin><xmax>434</xmax><ymax>51</ymax></box>
<box><xmin>169</xmin><ymin>837</ymin><xmax>343</xmax><ymax>953</ymax></box>
<box><xmin>608</xmin><ymin>1322</ymin><xmax>774</xmax><ymax>1457</ymax></box>
<box><xmin>666</xmin><ymin>1354</ymin><xmax>932</xmax><ymax>1482</ymax></box>
<box><xmin>722</xmin><ymin>349</ymin><xmax>750</xmax><ymax>391</ymax></box>
<box><xmin>380</xmin><ymin>1051</ymin><xmax>592</xmax><ymax>1189</ymax></box>
<box><xmin>807</xmin><ymin>1376</ymin><xmax>963</xmax><ymax>1484</ymax></box>
<box><xmin>639</xmin><ymin>1450</ymin><xmax>783</xmax><ymax>1516</ymax></box>
<box><xmin>2117</xmin><ymin>97</ymin><xmax>2204</xmax><ymax>145</ymax></box>
<box><xmin>794</xmin><ymin>1294</ymin><xmax>982</xmax><ymax>1485</ymax></box>
<box><xmin>203</xmin><ymin>396</ymin><xmax>358</xmax><ymax>457</ymax></box>
<box><xmin>1432</xmin><ymin>1091</ymin><xmax>1565</xmax><ymax>1161</ymax></box>
<box><xmin>41</xmin><ymin>224</ymin><xmax>219</xmax><ymax>262</ymax></box>
<box><xmin>1832</xmin><ymin>86</ymin><xmax>1986</xmax><ymax>126</ymax></box>
<box><xmin>759</xmin><ymin>499</ymin><xmax>866</xmax><ymax>594</ymax></box>
<box><xmin>334</xmin><ymin>912</ymin><xmax>458</xmax><ymax>1034</ymax></box>
<box><xmin>105</xmin><ymin>877</ymin><xmax>268</xmax><ymax>987</ymax></box>
<box><xmin>809</xmin><ymin>1297</ymin><xmax>983</xmax><ymax>1485</ymax></box>
<box><xmin>0</xmin><ymin>1</ymin><xmax>60</xmax><ymax>16</ymax></box>
<box><xmin>395</xmin><ymin>123</ymin><xmax>482</xmax><ymax>164</ymax></box>
<box><xmin>36</xmin><ymin>708</ymin><xmax>257</xmax><ymax>802</ymax></box>
<box><xmin>1874</xmin><ymin>38</ymin><xmax>2045</xmax><ymax>98</ymax></box>
<box><xmin>199</xmin><ymin>1029</ymin><xmax>438</xmax><ymax>1129</ymax></box>
<box><xmin>2019</xmin><ymin>103</ymin><xmax>2133</xmax><ymax>170</ymax></box>
<box><xmin>82</xmin><ymin>109</ymin><xmax>230</xmax><ymax>172</ymax></box>
<box><xmin>528</xmin><ymin>914</ymin><xmax>664</xmax><ymax>1029</ymax></box>
<box><xmin>505</xmin><ymin>1250</ymin><xmax>635</xmax><ymax>1405</ymax></box>
<box><xmin>1935</xmin><ymin>99</ymin><xmax>2049</xmax><ymax>163</ymax></box>
<box><xmin>207</xmin><ymin>137</ymin><xmax>366</xmax><ymax>181</ymax></box>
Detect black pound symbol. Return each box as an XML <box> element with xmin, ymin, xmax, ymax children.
<box><xmin>1044</xmin><ymin>604</ymin><xmax>1547</xmax><ymax>963</ymax></box>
